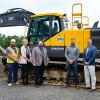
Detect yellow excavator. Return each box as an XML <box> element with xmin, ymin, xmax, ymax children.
<box><xmin>27</xmin><ymin>3</ymin><xmax>100</xmax><ymax>61</ymax></box>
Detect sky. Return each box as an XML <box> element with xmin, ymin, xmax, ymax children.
<box><xmin>0</xmin><ymin>0</ymin><xmax>100</xmax><ymax>36</ymax></box>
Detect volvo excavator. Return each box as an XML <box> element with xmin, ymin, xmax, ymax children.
<box><xmin>27</xmin><ymin>3</ymin><xmax>100</xmax><ymax>60</ymax></box>
<box><xmin>0</xmin><ymin>3</ymin><xmax>100</xmax><ymax>82</ymax></box>
<box><xmin>26</xmin><ymin>3</ymin><xmax>100</xmax><ymax>82</ymax></box>
<box><xmin>0</xmin><ymin>4</ymin><xmax>99</xmax><ymax>60</ymax></box>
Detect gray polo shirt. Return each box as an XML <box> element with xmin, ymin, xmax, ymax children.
<box><xmin>65</xmin><ymin>45</ymin><xmax>79</xmax><ymax>61</ymax></box>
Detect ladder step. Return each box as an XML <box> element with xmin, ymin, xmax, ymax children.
<box><xmin>72</xmin><ymin>13</ymin><xmax>82</xmax><ymax>16</ymax></box>
<box><xmin>82</xmin><ymin>24</ymin><xmax>89</xmax><ymax>26</ymax></box>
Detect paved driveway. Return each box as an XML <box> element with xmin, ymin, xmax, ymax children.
<box><xmin>0</xmin><ymin>78</ymin><xmax>100</xmax><ymax>100</ymax></box>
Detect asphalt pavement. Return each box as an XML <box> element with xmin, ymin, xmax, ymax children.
<box><xmin>0</xmin><ymin>78</ymin><xmax>100</xmax><ymax>100</ymax></box>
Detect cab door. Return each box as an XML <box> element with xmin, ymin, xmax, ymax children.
<box><xmin>44</xmin><ymin>16</ymin><xmax>65</xmax><ymax>59</ymax></box>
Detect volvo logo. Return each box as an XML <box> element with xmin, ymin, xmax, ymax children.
<box><xmin>57</xmin><ymin>37</ymin><xmax>64</xmax><ymax>42</ymax></box>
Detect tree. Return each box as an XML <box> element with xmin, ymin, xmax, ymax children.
<box><xmin>0</xmin><ymin>34</ymin><xmax>24</xmax><ymax>49</ymax></box>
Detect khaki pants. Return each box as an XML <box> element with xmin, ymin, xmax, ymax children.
<box><xmin>84</xmin><ymin>65</ymin><xmax>96</xmax><ymax>89</ymax></box>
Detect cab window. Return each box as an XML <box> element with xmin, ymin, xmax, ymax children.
<box><xmin>63</xmin><ymin>19</ymin><xmax>68</xmax><ymax>30</ymax></box>
<box><xmin>51</xmin><ymin>17</ymin><xmax>61</xmax><ymax>35</ymax></box>
<box><xmin>30</xmin><ymin>16</ymin><xmax>50</xmax><ymax>36</ymax></box>
<box><xmin>29</xmin><ymin>16</ymin><xmax>50</xmax><ymax>44</ymax></box>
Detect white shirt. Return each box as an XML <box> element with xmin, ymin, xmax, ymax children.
<box><xmin>19</xmin><ymin>45</ymin><xmax>31</xmax><ymax>64</ymax></box>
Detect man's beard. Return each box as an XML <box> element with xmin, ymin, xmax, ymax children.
<box><xmin>11</xmin><ymin>44</ymin><xmax>15</xmax><ymax>47</ymax></box>
<box><xmin>71</xmin><ymin>43</ymin><xmax>75</xmax><ymax>46</ymax></box>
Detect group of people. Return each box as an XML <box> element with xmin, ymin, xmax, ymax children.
<box><xmin>64</xmin><ymin>38</ymin><xmax>96</xmax><ymax>92</ymax></box>
<box><xmin>6</xmin><ymin>38</ymin><xmax>97</xmax><ymax>92</ymax></box>
<box><xmin>6</xmin><ymin>39</ymin><xmax>49</xmax><ymax>88</ymax></box>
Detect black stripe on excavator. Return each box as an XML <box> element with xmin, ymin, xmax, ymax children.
<box><xmin>45</xmin><ymin>46</ymin><xmax>65</xmax><ymax>61</ymax></box>
<box><xmin>90</xmin><ymin>28</ymin><xmax>100</xmax><ymax>57</ymax></box>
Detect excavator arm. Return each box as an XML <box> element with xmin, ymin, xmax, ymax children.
<box><xmin>0</xmin><ymin>8</ymin><xmax>34</xmax><ymax>27</ymax></box>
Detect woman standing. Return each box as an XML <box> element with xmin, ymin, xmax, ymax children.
<box><xmin>19</xmin><ymin>39</ymin><xmax>31</xmax><ymax>85</ymax></box>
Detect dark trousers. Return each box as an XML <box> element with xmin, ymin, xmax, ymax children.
<box><xmin>21</xmin><ymin>64</ymin><xmax>29</xmax><ymax>84</ymax></box>
<box><xmin>8</xmin><ymin>63</ymin><xmax>18</xmax><ymax>83</ymax></box>
<box><xmin>66</xmin><ymin>62</ymin><xmax>79</xmax><ymax>84</ymax></box>
<box><xmin>34</xmin><ymin>65</ymin><xmax>45</xmax><ymax>86</ymax></box>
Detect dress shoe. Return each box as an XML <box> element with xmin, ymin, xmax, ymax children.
<box><xmin>89</xmin><ymin>89</ymin><xmax>96</xmax><ymax>92</ymax></box>
<box><xmin>15</xmin><ymin>82</ymin><xmax>20</xmax><ymax>85</ymax></box>
<box><xmin>85</xmin><ymin>87</ymin><xmax>91</xmax><ymax>89</ymax></box>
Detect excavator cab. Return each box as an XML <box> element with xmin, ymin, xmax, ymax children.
<box><xmin>27</xmin><ymin>3</ymin><xmax>100</xmax><ymax>59</ymax></box>
<box><xmin>27</xmin><ymin>14</ymin><xmax>68</xmax><ymax>45</ymax></box>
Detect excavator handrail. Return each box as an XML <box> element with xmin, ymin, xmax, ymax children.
<box><xmin>72</xmin><ymin>3</ymin><xmax>83</xmax><ymax>29</ymax></box>
<box><xmin>82</xmin><ymin>16</ymin><xmax>89</xmax><ymax>27</ymax></box>
<box><xmin>71</xmin><ymin>16</ymin><xmax>89</xmax><ymax>28</ymax></box>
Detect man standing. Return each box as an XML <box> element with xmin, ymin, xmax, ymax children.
<box><xmin>83</xmin><ymin>38</ymin><xmax>97</xmax><ymax>92</ymax></box>
<box><xmin>32</xmin><ymin>41</ymin><xmax>49</xmax><ymax>87</ymax></box>
<box><xmin>64</xmin><ymin>38</ymin><xmax>80</xmax><ymax>89</ymax></box>
<box><xmin>6</xmin><ymin>39</ymin><xmax>20</xmax><ymax>87</ymax></box>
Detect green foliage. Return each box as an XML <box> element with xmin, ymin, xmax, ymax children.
<box><xmin>0</xmin><ymin>34</ymin><xmax>24</xmax><ymax>49</ymax></box>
